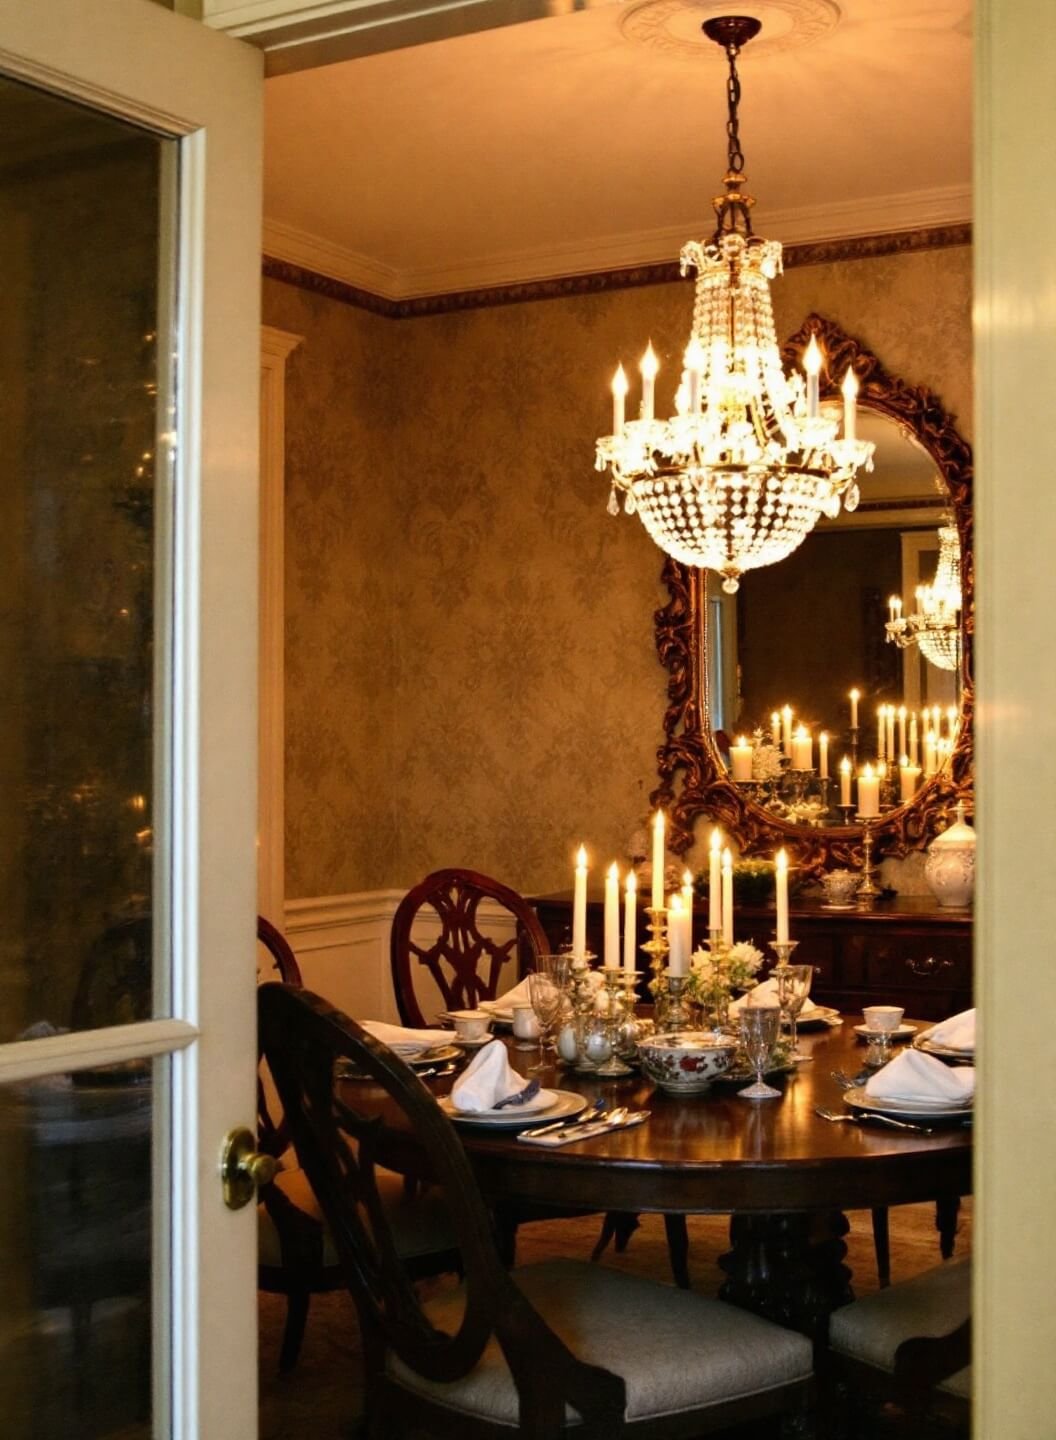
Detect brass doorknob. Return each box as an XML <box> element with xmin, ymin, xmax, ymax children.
<box><xmin>220</xmin><ymin>1126</ymin><xmax>280</xmax><ymax>1210</ymax></box>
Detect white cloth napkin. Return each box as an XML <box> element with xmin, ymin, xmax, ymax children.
<box><xmin>361</xmin><ymin>1020</ymin><xmax>454</xmax><ymax>1056</ymax></box>
<box><xmin>729</xmin><ymin>977</ymin><xmax>817</xmax><ymax>1014</ymax></box>
<box><xmin>865</xmin><ymin>1048</ymin><xmax>975</xmax><ymax>1105</ymax></box>
<box><xmin>449</xmin><ymin>1039</ymin><xmax>528</xmax><ymax>1113</ymax></box>
<box><xmin>923</xmin><ymin>1008</ymin><xmax>976</xmax><ymax>1052</ymax></box>
<box><xmin>483</xmin><ymin>968</ymin><xmax>602</xmax><ymax>1014</ymax></box>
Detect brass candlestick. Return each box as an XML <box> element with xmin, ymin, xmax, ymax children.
<box><xmin>642</xmin><ymin>906</ymin><xmax>669</xmax><ymax>1002</ymax></box>
<box><xmin>856</xmin><ymin>818</ymin><xmax>881</xmax><ymax>902</ymax></box>
<box><xmin>593</xmin><ymin>967</ymin><xmax>635</xmax><ymax>1076</ymax></box>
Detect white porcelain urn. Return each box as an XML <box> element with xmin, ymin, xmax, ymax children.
<box><xmin>924</xmin><ymin>802</ymin><xmax>976</xmax><ymax>909</ymax></box>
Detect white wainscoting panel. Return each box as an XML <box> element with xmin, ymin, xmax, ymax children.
<box><xmin>282</xmin><ymin>889</ymin><xmax>519</xmax><ymax>1023</ymax></box>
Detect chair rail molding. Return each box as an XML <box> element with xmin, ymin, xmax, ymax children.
<box><xmin>283</xmin><ymin>890</ymin><xmax>516</xmax><ymax>1023</ymax></box>
<box><xmin>259</xmin><ymin>325</ymin><xmax>302</xmax><ymax>925</ymax></box>
<box><xmin>202</xmin><ymin>0</ymin><xmax>616</xmax><ymax>76</ymax></box>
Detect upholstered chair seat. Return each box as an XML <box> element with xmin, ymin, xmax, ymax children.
<box><xmin>828</xmin><ymin>1257</ymin><xmax>970</xmax><ymax>1407</ymax></box>
<box><xmin>389</xmin><ymin>1258</ymin><xmax>813</xmax><ymax>1426</ymax></box>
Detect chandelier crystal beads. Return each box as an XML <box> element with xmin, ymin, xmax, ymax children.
<box><xmin>595</xmin><ymin>15</ymin><xmax>874</xmax><ymax>592</ymax></box>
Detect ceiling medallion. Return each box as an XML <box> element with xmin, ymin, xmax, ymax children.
<box><xmin>620</xmin><ymin>0</ymin><xmax>841</xmax><ymax>60</ymax></box>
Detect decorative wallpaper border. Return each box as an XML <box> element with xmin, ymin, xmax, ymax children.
<box><xmin>262</xmin><ymin>223</ymin><xmax>972</xmax><ymax>320</ymax></box>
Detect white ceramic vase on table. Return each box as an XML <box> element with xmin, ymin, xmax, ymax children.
<box><xmin>924</xmin><ymin>802</ymin><xmax>975</xmax><ymax>909</ymax></box>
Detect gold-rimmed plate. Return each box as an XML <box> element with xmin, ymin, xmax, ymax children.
<box><xmin>843</xmin><ymin>1084</ymin><xmax>973</xmax><ymax>1122</ymax></box>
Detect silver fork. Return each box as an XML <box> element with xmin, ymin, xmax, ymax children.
<box><xmin>831</xmin><ymin>1068</ymin><xmax>870</xmax><ymax>1090</ymax></box>
<box><xmin>815</xmin><ymin>1106</ymin><xmax>934</xmax><ymax>1135</ymax></box>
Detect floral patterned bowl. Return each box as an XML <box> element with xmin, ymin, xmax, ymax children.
<box><xmin>638</xmin><ymin>1030</ymin><xmax>738</xmax><ymax>1095</ymax></box>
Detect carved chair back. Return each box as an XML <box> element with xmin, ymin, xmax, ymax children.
<box><xmin>390</xmin><ymin>868</ymin><xmax>548</xmax><ymax>1028</ymax></box>
<box><xmin>256</xmin><ymin>915</ymin><xmax>303</xmax><ymax>1160</ymax></box>
<box><xmin>257</xmin><ymin>983</ymin><xmax>625</xmax><ymax>1435</ymax></box>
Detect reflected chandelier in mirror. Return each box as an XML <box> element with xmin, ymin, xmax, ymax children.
<box><xmin>651</xmin><ymin>314</ymin><xmax>973</xmax><ymax>876</ymax></box>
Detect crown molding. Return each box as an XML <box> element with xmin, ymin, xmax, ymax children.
<box><xmin>263</xmin><ymin>183</ymin><xmax>971</xmax><ymax>307</ymax></box>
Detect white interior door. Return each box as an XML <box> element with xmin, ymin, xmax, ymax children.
<box><xmin>0</xmin><ymin>2</ymin><xmax>263</xmax><ymax>1436</ymax></box>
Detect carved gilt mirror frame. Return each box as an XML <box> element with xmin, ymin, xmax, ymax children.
<box><xmin>651</xmin><ymin>313</ymin><xmax>974</xmax><ymax>876</ymax></box>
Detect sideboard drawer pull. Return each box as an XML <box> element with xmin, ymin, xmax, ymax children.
<box><xmin>905</xmin><ymin>955</ymin><xmax>954</xmax><ymax>976</ymax></box>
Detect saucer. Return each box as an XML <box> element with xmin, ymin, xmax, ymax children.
<box><xmin>854</xmin><ymin>1023</ymin><xmax>917</xmax><ymax>1042</ymax></box>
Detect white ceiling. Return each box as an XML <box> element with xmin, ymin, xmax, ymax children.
<box><xmin>262</xmin><ymin>0</ymin><xmax>972</xmax><ymax>299</ymax></box>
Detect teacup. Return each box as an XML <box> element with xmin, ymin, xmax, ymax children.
<box><xmin>821</xmin><ymin>869</ymin><xmax>861</xmax><ymax>906</ymax></box>
<box><xmin>512</xmin><ymin>1004</ymin><xmax>541</xmax><ymax>1046</ymax></box>
<box><xmin>449</xmin><ymin>1009</ymin><xmax>492</xmax><ymax>1043</ymax></box>
<box><xmin>862</xmin><ymin>1005</ymin><xmax>905</xmax><ymax>1034</ymax></box>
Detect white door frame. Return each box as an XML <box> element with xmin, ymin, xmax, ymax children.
<box><xmin>0</xmin><ymin>3</ymin><xmax>263</xmax><ymax>1435</ymax></box>
<box><xmin>259</xmin><ymin>326</ymin><xmax>301</xmax><ymax>924</ymax></box>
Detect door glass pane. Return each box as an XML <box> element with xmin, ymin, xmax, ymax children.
<box><xmin>0</xmin><ymin>1056</ymin><xmax>164</xmax><ymax>1439</ymax></box>
<box><xmin>0</xmin><ymin>78</ymin><xmax>177</xmax><ymax>1042</ymax></box>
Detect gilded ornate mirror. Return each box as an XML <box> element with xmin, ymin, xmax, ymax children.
<box><xmin>652</xmin><ymin>314</ymin><xmax>973</xmax><ymax>875</ymax></box>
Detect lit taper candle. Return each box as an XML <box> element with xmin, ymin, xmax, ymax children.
<box><xmin>573</xmin><ymin>844</ymin><xmax>588</xmax><ymax>960</ymax></box>
<box><xmin>604</xmin><ymin>860</ymin><xmax>620</xmax><ymax>968</ymax></box>
<box><xmin>709</xmin><ymin>827</ymin><xmax>722</xmax><ymax>934</ymax></box>
<box><xmin>623</xmin><ymin>870</ymin><xmax>638</xmax><ymax>972</ymax></box>
<box><xmin>651</xmin><ymin>809</ymin><xmax>666</xmax><ymax>911</ymax></box>
<box><xmin>640</xmin><ymin>343</ymin><xmax>658</xmax><ymax>423</ymax></box>
<box><xmin>611</xmin><ymin>363</ymin><xmax>628</xmax><ymax>434</ymax></box>
<box><xmin>775</xmin><ymin>848</ymin><xmax>790</xmax><ymax>944</ymax></box>
<box><xmin>722</xmin><ymin>847</ymin><xmax>734</xmax><ymax>947</ymax></box>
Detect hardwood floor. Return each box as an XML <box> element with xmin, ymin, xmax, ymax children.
<box><xmin>259</xmin><ymin>1200</ymin><xmax>971</xmax><ymax>1439</ymax></box>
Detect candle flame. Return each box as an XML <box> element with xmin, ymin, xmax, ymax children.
<box><xmin>841</xmin><ymin>366</ymin><xmax>858</xmax><ymax>399</ymax></box>
<box><xmin>576</xmin><ymin>844</ymin><xmax>588</xmax><ymax>868</ymax></box>
<box><xmin>722</xmin><ymin>847</ymin><xmax>733</xmax><ymax>869</ymax></box>
<box><xmin>804</xmin><ymin>334</ymin><xmax>823</xmax><ymax>375</ymax></box>
<box><xmin>710</xmin><ymin>827</ymin><xmax>722</xmax><ymax>853</ymax></box>
<box><xmin>626</xmin><ymin>870</ymin><xmax>638</xmax><ymax>893</ymax></box>
<box><xmin>850</xmin><ymin>687</ymin><xmax>860</xmax><ymax>701</ymax></box>
<box><xmin>669</xmin><ymin>893</ymin><xmax>683</xmax><ymax>915</ymax></box>
<box><xmin>795</xmin><ymin>724</ymin><xmax>808</xmax><ymax>739</ymax></box>
<box><xmin>776</xmin><ymin>848</ymin><xmax>788</xmax><ymax>871</ymax></box>
<box><xmin>654</xmin><ymin>809</ymin><xmax>665</xmax><ymax>836</ymax></box>
<box><xmin>608</xmin><ymin>860</ymin><xmax>619</xmax><ymax>880</ymax></box>
<box><xmin>840</xmin><ymin>756</ymin><xmax>851</xmax><ymax>773</ymax></box>
<box><xmin>863</xmin><ymin>762</ymin><xmax>875</xmax><ymax>778</ymax></box>
<box><xmin>611</xmin><ymin>362</ymin><xmax>628</xmax><ymax>397</ymax></box>
<box><xmin>640</xmin><ymin>342</ymin><xmax>659</xmax><ymax>380</ymax></box>
<box><xmin>682</xmin><ymin>868</ymin><xmax>693</xmax><ymax>886</ymax></box>
<box><xmin>684</xmin><ymin>335</ymin><xmax>705</xmax><ymax>372</ymax></box>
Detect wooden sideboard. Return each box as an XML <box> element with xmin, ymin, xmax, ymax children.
<box><xmin>531</xmin><ymin>891</ymin><xmax>972</xmax><ymax>1021</ymax></box>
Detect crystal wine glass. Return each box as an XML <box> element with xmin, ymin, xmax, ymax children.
<box><xmin>738</xmin><ymin>1005</ymin><xmax>782</xmax><ymax>1101</ymax></box>
<box><xmin>528</xmin><ymin>972</ymin><xmax>562</xmax><ymax>1073</ymax></box>
<box><xmin>775</xmin><ymin>963</ymin><xmax>814</xmax><ymax>1059</ymax></box>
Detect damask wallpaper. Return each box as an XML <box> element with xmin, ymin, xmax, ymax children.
<box><xmin>264</xmin><ymin>244</ymin><xmax>972</xmax><ymax>900</ymax></box>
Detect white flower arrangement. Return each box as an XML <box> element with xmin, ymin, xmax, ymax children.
<box><xmin>686</xmin><ymin>939</ymin><xmax>765</xmax><ymax>1012</ymax></box>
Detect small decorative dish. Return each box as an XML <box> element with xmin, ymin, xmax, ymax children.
<box><xmin>795</xmin><ymin>1007</ymin><xmax>841</xmax><ymax>1030</ymax></box>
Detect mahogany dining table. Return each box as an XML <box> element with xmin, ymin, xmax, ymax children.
<box><xmin>339</xmin><ymin>1017</ymin><xmax>972</xmax><ymax>1343</ymax></box>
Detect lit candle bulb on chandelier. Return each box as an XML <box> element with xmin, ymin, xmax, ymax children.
<box><xmin>804</xmin><ymin>334</ymin><xmax>822</xmax><ymax>418</ymax></box>
<box><xmin>888</xmin><ymin>594</ymin><xmax>903</xmax><ymax>624</ymax></box>
<box><xmin>684</xmin><ymin>335</ymin><xmax>705</xmax><ymax>414</ymax></box>
<box><xmin>640</xmin><ymin>343</ymin><xmax>659</xmax><ymax>423</ymax></box>
<box><xmin>611</xmin><ymin>363</ymin><xmax>628</xmax><ymax>434</ymax></box>
<box><xmin>842</xmin><ymin>365</ymin><xmax>858</xmax><ymax>440</ymax></box>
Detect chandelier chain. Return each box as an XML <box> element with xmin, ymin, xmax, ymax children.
<box><xmin>724</xmin><ymin>42</ymin><xmax>746</xmax><ymax>175</ymax></box>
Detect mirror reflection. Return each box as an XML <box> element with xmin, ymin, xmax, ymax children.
<box><xmin>707</xmin><ymin>407</ymin><xmax>962</xmax><ymax>826</ymax></box>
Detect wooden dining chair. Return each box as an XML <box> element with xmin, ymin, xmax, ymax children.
<box><xmin>826</xmin><ymin>1257</ymin><xmax>970</xmax><ymax>1436</ymax></box>
<box><xmin>389</xmin><ymin>867</ymin><xmax>548</xmax><ymax>1027</ymax></box>
<box><xmin>256</xmin><ymin>915</ymin><xmax>458</xmax><ymax>1371</ymax></box>
<box><xmin>259</xmin><ymin>980</ymin><xmax>815</xmax><ymax>1439</ymax></box>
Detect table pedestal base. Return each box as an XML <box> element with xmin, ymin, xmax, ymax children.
<box><xmin>719</xmin><ymin>1209</ymin><xmax>853</xmax><ymax>1344</ymax></box>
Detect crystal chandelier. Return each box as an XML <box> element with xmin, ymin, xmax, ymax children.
<box><xmin>595</xmin><ymin>15</ymin><xmax>874</xmax><ymax>593</ymax></box>
<box><xmin>885</xmin><ymin>525</ymin><xmax>963</xmax><ymax>672</ymax></box>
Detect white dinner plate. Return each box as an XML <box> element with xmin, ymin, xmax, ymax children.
<box><xmin>439</xmin><ymin>1090</ymin><xmax>587</xmax><ymax>1128</ymax></box>
<box><xmin>913</xmin><ymin>1034</ymin><xmax>975</xmax><ymax>1063</ymax></box>
<box><xmin>795</xmin><ymin>1007</ymin><xmax>841</xmax><ymax>1030</ymax></box>
<box><xmin>843</xmin><ymin>1084</ymin><xmax>973</xmax><ymax>1121</ymax></box>
<box><xmin>853</xmin><ymin>1023</ymin><xmax>918</xmax><ymax>1042</ymax></box>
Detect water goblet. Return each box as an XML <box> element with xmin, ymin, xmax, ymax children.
<box><xmin>775</xmin><ymin>963</ymin><xmax>814</xmax><ymax>1059</ymax></box>
<box><xmin>528</xmin><ymin>972</ymin><xmax>563</xmax><ymax>1073</ymax></box>
<box><xmin>738</xmin><ymin>1006</ymin><xmax>782</xmax><ymax>1101</ymax></box>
